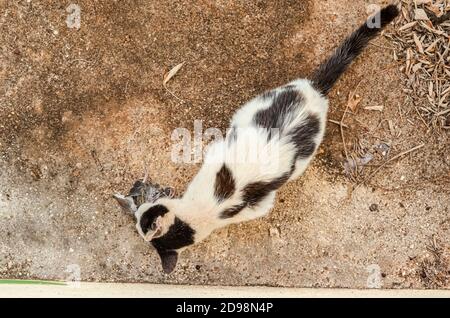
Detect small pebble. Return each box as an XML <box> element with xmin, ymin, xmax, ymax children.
<box><xmin>269</xmin><ymin>227</ymin><xmax>280</xmax><ymax>237</ymax></box>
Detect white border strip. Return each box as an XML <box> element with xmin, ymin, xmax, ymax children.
<box><xmin>0</xmin><ymin>283</ymin><xmax>449</xmax><ymax>298</ymax></box>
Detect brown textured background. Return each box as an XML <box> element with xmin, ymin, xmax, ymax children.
<box><xmin>0</xmin><ymin>0</ymin><xmax>448</xmax><ymax>288</ymax></box>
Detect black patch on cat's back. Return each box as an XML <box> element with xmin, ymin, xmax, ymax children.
<box><xmin>214</xmin><ymin>164</ymin><xmax>235</xmax><ymax>202</ymax></box>
<box><xmin>152</xmin><ymin>217</ymin><xmax>195</xmax><ymax>251</ymax></box>
<box><xmin>220</xmin><ymin>203</ymin><xmax>246</xmax><ymax>219</ymax></box>
<box><xmin>220</xmin><ymin>173</ymin><xmax>290</xmax><ymax>219</ymax></box>
<box><xmin>242</xmin><ymin>173</ymin><xmax>290</xmax><ymax>207</ymax></box>
<box><xmin>140</xmin><ymin>204</ymin><xmax>169</xmax><ymax>235</ymax></box>
<box><xmin>261</xmin><ymin>90</ymin><xmax>276</xmax><ymax>100</ymax></box>
<box><xmin>289</xmin><ymin>114</ymin><xmax>321</xmax><ymax>159</ymax></box>
<box><xmin>254</xmin><ymin>88</ymin><xmax>303</xmax><ymax>133</ymax></box>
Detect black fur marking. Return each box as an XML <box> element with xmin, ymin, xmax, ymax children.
<box><xmin>261</xmin><ymin>90</ymin><xmax>276</xmax><ymax>100</ymax></box>
<box><xmin>152</xmin><ymin>216</ymin><xmax>195</xmax><ymax>252</ymax></box>
<box><xmin>242</xmin><ymin>173</ymin><xmax>290</xmax><ymax>207</ymax></box>
<box><xmin>214</xmin><ymin>164</ymin><xmax>236</xmax><ymax>202</ymax></box>
<box><xmin>289</xmin><ymin>114</ymin><xmax>321</xmax><ymax>159</ymax></box>
<box><xmin>311</xmin><ymin>5</ymin><xmax>399</xmax><ymax>95</ymax></box>
<box><xmin>220</xmin><ymin>203</ymin><xmax>246</xmax><ymax>219</ymax></box>
<box><xmin>254</xmin><ymin>89</ymin><xmax>303</xmax><ymax>136</ymax></box>
<box><xmin>140</xmin><ymin>204</ymin><xmax>169</xmax><ymax>235</ymax></box>
<box><xmin>219</xmin><ymin>173</ymin><xmax>290</xmax><ymax>219</ymax></box>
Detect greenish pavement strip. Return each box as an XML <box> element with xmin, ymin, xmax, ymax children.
<box><xmin>0</xmin><ymin>279</ymin><xmax>66</xmax><ymax>286</ymax></box>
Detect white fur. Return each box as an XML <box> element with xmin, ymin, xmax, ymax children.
<box><xmin>138</xmin><ymin>79</ymin><xmax>328</xmax><ymax>245</ymax></box>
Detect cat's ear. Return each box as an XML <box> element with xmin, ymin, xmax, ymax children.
<box><xmin>157</xmin><ymin>250</ymin><xmax>178</xmax><ymax>274</ymax></box>
<box><xmin>113</xmin><ymin>194</ymin><xmax>137</xmax><ymax>215</ymax></box>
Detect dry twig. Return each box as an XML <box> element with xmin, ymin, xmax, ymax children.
<box><xmin>391</xmin><ymin>0</ymin><xmax>450</xmax><ymax>129</ymax></box>
<box><xmin>163</xmin><ymin>62</ymin><xmax>185</xmax><ymax>101</ymax></box>
<box><xmin>355</xmin><ymin>143</ymin><xmax>425</xmax><ymax>188</ymax></box>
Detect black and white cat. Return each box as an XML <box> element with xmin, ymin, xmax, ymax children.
<box><xmin>133</xmin><ymin>5</ymin><xmax>399</xmax><ymax>273</ymax></box>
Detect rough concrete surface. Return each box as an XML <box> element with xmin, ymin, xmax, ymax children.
<box><xmin>0</xmin><ymin>0</ymin><xmax>448</xmax><ymax>288</ymax></box>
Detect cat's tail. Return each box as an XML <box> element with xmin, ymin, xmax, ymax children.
<box><xmin>311</xmin><ymin>4</ymin><xmax>399</xmax><ymax>96</ymax></box>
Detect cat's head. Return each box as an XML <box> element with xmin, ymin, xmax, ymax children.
<box><xmin>135</xmin><ymin>199</ymin><xmax>195</xmax><ymax>274</ymax></box>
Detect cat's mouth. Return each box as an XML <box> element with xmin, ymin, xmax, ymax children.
<box><xmin>154</xmin><ymin>228</ymin><xmax>162</xmax><ymax>238</ymax></box>
<box><xmin>144</xmin><ymin>228</ymin><xmax>162</xmax><ymax>242</ymax></box>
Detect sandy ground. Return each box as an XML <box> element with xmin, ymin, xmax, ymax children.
<box><xmin>0</xmin><ymin>0</ymin><xmax>448</xmax><ymax>288</ymax></box>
